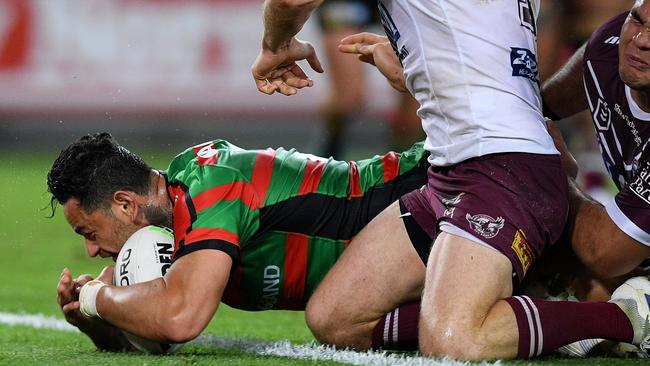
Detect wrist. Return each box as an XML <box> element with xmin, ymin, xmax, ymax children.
<box><xmin>262</xmin><ymin>36</ymin><xmax>292</xmax><ymax>54</ymax></box>
<box><xmin>79</xmin><ymin>280</ymin><xmax>107</xmax><ymax>319</ymax></box>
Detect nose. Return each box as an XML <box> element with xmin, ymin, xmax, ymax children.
<box><xmin>634</xmin><ymin>28</ymin><xmax>650</xmax><ymax>50</ymax></box>
<box><xmin>85</xmin><ymin>240</ymin><xmax>100</xmax><ymax>257</ymax></box>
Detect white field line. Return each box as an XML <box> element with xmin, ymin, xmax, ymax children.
<box><xmin>193</xmin><ymin>335</ymin><xmax>502</xmax><ymax>366</ymax></box>
<box><xmin>0</xmin><ymin>312</ymin><xmax>78</xmax><ymax>332</ymax></box>
<box><xmin>0</xmin><ymin>312</ymin><xmax>500</xmax><ymax>366</ymax></box>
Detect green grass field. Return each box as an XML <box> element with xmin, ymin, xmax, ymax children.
<box><xmin>0</xmin><ymin>151</ymin><xmax>646</xmax><ymax>365</ymax></box>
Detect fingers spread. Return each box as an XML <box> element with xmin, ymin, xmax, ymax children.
<box><xmin>283</xmin><ymin>66</ymin><xmax>313</xmax><ymax>89</ymax></box>
<box><xmin>339</xmin><ymin>32</ymin><xmax>387</xmax><ymax>46</ymax></box>
<box><xmin>271</xmin><ymin>79</ymin><xmax>297</xmax><ymax>96</ymax></box>
<box><xmin>338</xmin><ymin>43</ymin><xmax>360</xmax><ymax>54</ymax></box>
<box><xmin>255</xmin><ymin>78</ymin><xmax>278</xmax><ymax>95</ymax></box>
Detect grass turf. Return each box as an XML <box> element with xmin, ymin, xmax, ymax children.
<box><xmin>0</xmin><ymin>151</ymin><xmax>647</xmax><ymax>365</ymax></box>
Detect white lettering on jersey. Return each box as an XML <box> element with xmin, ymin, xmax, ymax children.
<box><xmin>258</xmin><ymin>265</ymin><xmax>280</xmax><ymax>310</ymax></box>
<box><xmin>630</xmin><ymin>162</ymin><xmax>650</xmax><ymax>204</ymax></box>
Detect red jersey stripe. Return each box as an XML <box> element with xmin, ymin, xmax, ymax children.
<box><xmin>185</xmin><ymin>227</ymin><xmax>240</xmax><ymax>247</ymax></box>
<box><xmin>168</xmin><ymin>185</ymin><xmax>190</xmax><ymax>255</ymax></box>
<box><xmin>280</xmin><ymin>233</ymin><xmax>309</xmax><ymax>310</ymax></box>
<box><xmin>251</xmin><ymin>149</ymin><xmax>276</xmax><ymax>204</ymax></box>
<box><xmin>381</xmin><ymin>151</ymin><xmax>400</xmax><ymax>183</ymax></box>
<box><xmin>298</xmin><ymin>159</ymin><xmax>325</xmax><ymax>195</ymax></box>
<box><xmin>192</xmin><ymin>141</ymin><xmax>219</xmax><ymax>166</ymax></box>
<box><xmin>192</xmin><ymin>181</ymin><xmax>259</xmax><ymax>212</ymax></box>
<box><xmin>348</xmin><ymin>161</ymin><xmax>362</xmax><ymax>199</ymax></box>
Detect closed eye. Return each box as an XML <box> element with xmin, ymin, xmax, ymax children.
<box><xmin>631</xmin><ymin>9</ymin><xmax>644</xmax><ymax>25</ymax></box>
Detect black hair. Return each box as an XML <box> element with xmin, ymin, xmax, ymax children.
<box><xmin>47</xmin><ymin>132</ymin><xmax>153</xmax><ymax>215</ymax></box>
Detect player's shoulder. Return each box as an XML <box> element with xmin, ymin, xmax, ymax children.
<box><xmin>167</xmin><ymin>139</ymin><xmax>249</xmax><ymax>184</ymax></box>
<box><xmin>585</xmin><ymin>11</ymin><xmax>628</xmax><ymax>60</ymax></box>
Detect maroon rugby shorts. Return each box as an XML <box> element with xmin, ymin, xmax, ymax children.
<box><xmin>400</xmin><ymin>152</ymin><xmax>569</xmax><ymax>282</ymax></box>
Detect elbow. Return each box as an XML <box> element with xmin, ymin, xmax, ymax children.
<box><xmin>158</xmin><ymin>313</ymin><xmax>205</xmax><ymax>344</ymax></box>
<box><xmin>157</xmin><ymin>303</ymin><xmax>209</xmax><ymax>343</ymax></box>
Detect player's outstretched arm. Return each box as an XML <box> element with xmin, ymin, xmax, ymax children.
<box><xmin>541</xmin><ymin>43</ymin><xmax>588</xmax><ymax>120</ymax></box>
<box><xmin>56</xmin><ymin>268</ymin><xmax>133</xmax><ymax>351</ymax></box>
<box><xmin>84</xmin><ymin>250</ymin><xmax>232</xmax><ymax>343</ymax></box>
<box><xmin>252</xmin><ymin>0</ymin><xmax>324</xmax><ymax>96</ymax></box>
<box><xmin>567</xmin><ymin>179</ymin><xmax>650</xmax><ymax>280</ymax></box>
<box><xmin>339</xmin><ymin>32</ymin><xmax>407</xmax><ymax>93</ymax></box>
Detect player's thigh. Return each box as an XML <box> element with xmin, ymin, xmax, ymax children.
<box><xmin>420</xmin><ymin>232</ymin><xmax>514</xmax><ymax>347</ymax></box>
<box><xmin>307</xmin><ymin>201</ymin><xmax>426</xmax><ymax>325</ymax></box>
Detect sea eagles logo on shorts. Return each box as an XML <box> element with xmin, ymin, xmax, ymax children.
<box><xmin>511</xmin><ymin>229</ymin><xmax>534</xmax><ymax>274</ymax></box>
<box><xmin>510</xmin><ymin>47</ymin><xmax>539</xmax><ymax>83</ymax></box>
<box><xmin>441</xmin><ymin>193</ymin><xmax>465</xmax><ymax>218</ymax></box>
<box><xmin>466</xmin><ymin>213</ymin><xmax>505</xmax><ymax>239</ymax></box>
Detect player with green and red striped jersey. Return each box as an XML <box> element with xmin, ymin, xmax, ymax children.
<box><xmin>49</xmin><ymin>132</ymin><xmax>429</xmax><ymax>352</ymax></box>
<box><xmin>166</xmin><ymin>139</ymin><xmax>429</xmax><ymax>311</ymax></box>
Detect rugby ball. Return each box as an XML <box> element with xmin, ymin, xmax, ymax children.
<box><xmin>114</xmin><ymin>225</ymin><xmax>183</xmax><ymax>354</ymax></box>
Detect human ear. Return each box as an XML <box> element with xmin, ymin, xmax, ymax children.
<box><xmin>112</xmin><ymin>191</ymin><xmax>138</xmax><ymax>221</ymax></box>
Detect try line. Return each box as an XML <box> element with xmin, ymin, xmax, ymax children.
<box><xmin>0</xmin><ymin>311</ymin><xmax>500</xmax><ymax>366</ymax></box>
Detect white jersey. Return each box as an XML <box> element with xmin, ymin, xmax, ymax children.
<box><xmin>378</xmin><ymin>0</ymin><xmax>558</xmax><ymax>166</ymax></box>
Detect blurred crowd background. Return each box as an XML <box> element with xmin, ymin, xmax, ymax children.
<box><xmin>0</xmin><ymin>0</ymin><xmax>637</xmax><ymax>201</ymax></box>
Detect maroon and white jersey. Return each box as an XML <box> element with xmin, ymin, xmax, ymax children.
<box><xmin>584</xmin><ymin>12</ymin><xmax>650</xmax><ymax>246</ymax></box>
<box><xmin>377</xmin><ymin>0</ymin><xmax>557</xmax><ymax>167</ymax></box>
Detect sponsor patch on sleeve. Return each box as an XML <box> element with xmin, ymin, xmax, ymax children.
<box><xmin>511</xmin><ymin>229</ymin><xmax>534</xmax><ymax>274</ymax></box>
<box><xmin>510</xmin><ymin>47</ymin><xmax>539</xmax><ymax>83</ymax></box>
<box><xmin>630</xmin><ymin>160</ymin><xmax>650</xmax><ymax>205</ymax></box>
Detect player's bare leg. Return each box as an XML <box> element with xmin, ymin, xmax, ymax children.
<box><xmin>419</xmin><ymin>232</ymin><xmax>644</xmax><ymax>360</ymax></box>
<box><xmin>305</xmin><ymin>201</ymin><xmax>425</xmax><ymax>349</ymax></box>
<box><xmin>418</xmin><ymin>233</ymin><xmax>518</xmax><ymax>359</ymax></box>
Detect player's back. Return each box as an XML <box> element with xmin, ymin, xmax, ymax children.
<box><xmin>166</xmin><ymin>139</ymin><xmax>430</xmax><ymax>311</ymax></box>
<box><xmin>377</xmin><ymin>0</ymin><xmax>557</xmax><ymax>166</ymax></box>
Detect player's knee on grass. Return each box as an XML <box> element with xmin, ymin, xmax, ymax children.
<box><xmin>305</xmin><ymin>300</ymin><xmax>372</xmax><ymax>349</ymax></box>
<box><xmin>306</xmin><ymin>300</ymin><xmax>348</xmax><ymax>347</ymax></box>
<box><xmin>305</xmin><ymin>296</ymin><xmax>343</xmax><ymax>344</ymax></box>
<box><xmin>419</xmin><ymin>318</ymin><xmax>492</xmax><ymax>360</ymax></box>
